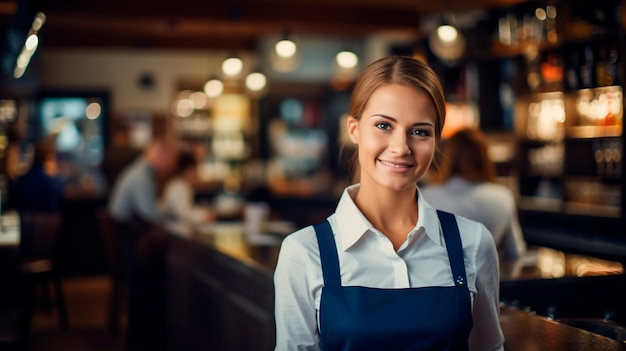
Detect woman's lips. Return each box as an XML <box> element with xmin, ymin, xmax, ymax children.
<box><xmin>378</xmin><ymin>159</ymin><xmax>414</xmax><ymax>171</ymax></box>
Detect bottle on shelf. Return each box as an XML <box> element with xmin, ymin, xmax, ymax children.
<box><xmin>606</xmin><ymin>42</ymin><xmax>619</xmax><ymax>86</ymax></box>
<box><xmin>579</xmin><ymin>44</ymin><xmax>595</xmax><ymax>89</ymax></box>
<box><xmin>565</xmin><ymin>47</ymin><xmax>580</xmax><ymax>91</ymax></box>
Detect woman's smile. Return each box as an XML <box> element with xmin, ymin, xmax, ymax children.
<box><xmin>377</xmin><ymin>158</ymin><xmax>415</xmax><ymax>172</ymax></box>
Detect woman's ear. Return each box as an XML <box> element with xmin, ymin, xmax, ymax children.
<box><xmin>346</xmin><ymin>116</ymin><xmax>359</xmax><ymax>144</ymax></box>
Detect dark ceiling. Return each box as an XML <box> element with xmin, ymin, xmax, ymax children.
<box><xmin>1</xmin><ymin>0</ymin><xmax>531</xmax><ymax>51</ymax></box>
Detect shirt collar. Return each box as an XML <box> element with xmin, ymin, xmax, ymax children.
<box><xmin>334</xmin><ymin>184</ymin><xmax>443</xmax><ymax>251</ymax></box>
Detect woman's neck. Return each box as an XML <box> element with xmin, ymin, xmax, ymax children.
<box><xmin>353</xmin><ymin>180</ymin><xmax>418</xmax><ymax>248</ymax></box>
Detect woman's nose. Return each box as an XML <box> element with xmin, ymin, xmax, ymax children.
<box><xmin>389</xmin><ymin>132</ymin><xmax>411</xmax><ymax>155</ymax></box>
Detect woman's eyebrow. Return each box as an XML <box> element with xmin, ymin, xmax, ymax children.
<box><xmin>370</xmin><ymin>114</ymin><xmax>435</xmax><ymax>127</ymax></box>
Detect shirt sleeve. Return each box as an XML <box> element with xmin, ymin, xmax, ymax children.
<box><xmin>469</xmin><ymin>225</ymin><xmax>505</xmax><ymax>351</ymax></box>
<box><xmin>132</xmin><ymin>169</ymin><xmax>161</xmax><ymax>223</ymax></box>
<box><xmin>163</xmin><ymin>180</ymin><xmax>196</xmax><ymax>223</ymax></box>
<box><xmin>274</xmin><ymin>235</ymin><xmax>321</xmax><ymax>351</ymax></box>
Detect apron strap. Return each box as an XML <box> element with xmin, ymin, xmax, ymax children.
<box><xmin>314</xmin><ymin>220</ymin><xmax>342</xmax><ymax>288</ymax></box>
<box><xmin>436</xmin><ymin>210</ymin><xmax>468</xmax><ymax>287</ymax></box>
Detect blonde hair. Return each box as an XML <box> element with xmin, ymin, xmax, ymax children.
<box><xmin>343</xmin><ymin>55</ymin><xmax>447</xmax><ymax>181</ymax></box>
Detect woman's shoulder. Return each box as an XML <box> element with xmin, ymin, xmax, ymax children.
<box><xmin>451</xmin><ymin>213</ymin><xmax>494</xmax><ymax>247</ymax></box>
<box><xmin>276</xmin><ymin>222</ymin><xmax>326</xmax><ymax>272</ymax></box>
<box><xmin>280</xmin><ymin>222</ymin><xmax>322</xmax><ymax>255</ymax></box>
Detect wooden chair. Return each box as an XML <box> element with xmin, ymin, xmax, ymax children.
<box><xmin>96</xmin><ymin>207</ymin><xmax>126</xmax><ymax>336</ymax></box>
<box><xmin>19</xmin><ymin>211</ymin><xmax>69</xmax><ymax>332</ymax></box>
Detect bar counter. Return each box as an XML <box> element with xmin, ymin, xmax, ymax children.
<box><xmin>163</xmin><ymin>221</ymin><xmax>626</xmax><ymax>351</ymax></box>
<box><xmin>500</xmin><ymin>305</ymin><xmax>626</xmax><ymax>351</ymax></box>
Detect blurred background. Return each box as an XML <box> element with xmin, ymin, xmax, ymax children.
<box><xmin>0</xmin><ymin>0</ymin><xmax>625</xmax><ymax>350</ymax></box>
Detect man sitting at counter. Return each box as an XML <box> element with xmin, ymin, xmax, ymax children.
<box><xmin>107</xmin><ymin>139</ymin><xmax>178</xmax><ymax>351</ymax></box>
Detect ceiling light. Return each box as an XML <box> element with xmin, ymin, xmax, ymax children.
<box><xmin>32</xmin><ymin>12</ymin><xmax>46</xmax><ymax>31</ymax></box>
<box><xmin>24</xmin><ymin>34</ymin><xmax>39</xmax><ymax>51</ymax></box>
<box><xmin>275</xmin><ymin>38</ymin><xmax>297</xmax><ymax>58</ymax></box>
<box><xmin>429</xmin><ymin>22</ymin><xmax>465</xmax><ymax>62</ymax></box>
<box><xmin>222</xmin><ymin>57</ymin><xmax>243</xmax><ymax>76</ymax></box>
<box><xmin>336</xmin><ymin>51</ymin><xmax>358</xmax><ymax>69</ymax></box>
<box><xmin>436</xmin><ymin>25</ymin><xmax>458</xmax><ymax>43</ymax></box>
<box><xmin>245</xmin><ymin>72</ymin><xmax>267</xmax><ymax>92</ymax></box>
<box><xmin>204</xmin><ymin>79</ymin><xmax>224</xmax><ymax>98</ymax></box>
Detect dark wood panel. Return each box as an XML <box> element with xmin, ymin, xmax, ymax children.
<box><xmin>166</xmin><ymin>233</ymin><xmax>276</xmax><ymax>351</ymax></box>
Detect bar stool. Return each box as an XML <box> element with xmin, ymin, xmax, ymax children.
<box><xmin>19</xmin><ymin>211</ymin><xmax>69</xmax><ymax>332</ymax></box>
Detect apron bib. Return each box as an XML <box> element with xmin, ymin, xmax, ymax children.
<box><xmin>314</xmin><ymin>210</ymin><xmax>473</xmax><ymax>351</ymax></box>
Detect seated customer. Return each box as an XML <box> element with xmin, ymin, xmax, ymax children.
<box><xmin>15</xmin><ymin>137</ymin><xmax>64</xmax><ymax>214</ymax></box>
<box><xmin>159</xmin><ymin>150</ymin><xmax>214</xmax><ymax>235</ymax></box>
<box><xmin>100</xmin><ymin>122</ymin><xmax>141</xmax><ymax>192</ymax></box>
<box><xmin>422</xmin><ymin>127</ymin><xmax>527</xmax><ymax>261</ymax></box>
<box><xmin>107</xmin><ymin>139</ymin><xmax>178</xmax><ymax>351</ymax></box>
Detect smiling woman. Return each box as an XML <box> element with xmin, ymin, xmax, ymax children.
<box><xmin>273</xmin><ymin>55</ymin><xmax>505</xmax><ymax>351</ymax></box>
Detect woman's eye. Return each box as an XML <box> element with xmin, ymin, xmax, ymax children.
<box><xmin>411</xmin><ymin>129</ymin><xmax>430</xmax><ymax>137</ymax></box>
<box><xmin>375</xmin><ymin>122</ymin><xmax>391</xmax><ymax>130</ymax></box>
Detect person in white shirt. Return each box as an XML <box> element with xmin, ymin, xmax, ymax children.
<box><xmin>274</xmin><ymin>56</ymin><xmax>504</xmax><ymax>350</ymax></box>
<box><xmin>421</xmin><ymin>127</ymin><xmax>527</xmax><ymax>261</ymax></box>
<box><xmin>160</xmin><ymin>150</ymin><xmax>214</xmax><ymax>235</ymax></box>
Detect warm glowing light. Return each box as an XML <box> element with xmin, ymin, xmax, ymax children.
<box><xmin>204</xmin><ymin>79</ymin><xmax>224</xmax><ymax>98</ymax></box>
<box><xmin>437</xmin><ymin>25</ymin><xmax>459</xmax><ymax>43</ymax></box>
<box><xmin>16</xmin><ymin>52</ymin><xmax>30</xmax><ymax>69</ymax></box>
<box><xmin>85</xmin><ymin>102</ymin><xmax>101</xmax><ymax>120</ymax></box>
<box><xmin>176</xmin><ymin>99</ymin><xmax>194</xmax><ymax>117</ymax></box>
<box><xmin>336</xmin><ymin>51</ymin><xmax>358</xmax><ymax>69</ymax></box>
<box><xmin>190</xmin><ymin>91</ymin><xmax>208</xmax><ymax>109</ymax></box>
<box><xmin>275</xmin><ymin>39</ymin><xmax>297</xmax><ymax>58</ymax></box>
<box><xmin>25</xmin><ymin>34</ymin><xmax>38</xmax><ymax>51</ymax></box>
<box><xmin>245</xmin><ymin>72</ymin><xmax>267</xmax><ymax>91</ymax></box>
<box><xmin>32</xmin><ymin>12</ymin><xmax>46</xmax><ymax>31</ymax></box>
<box><xmin>222</xmin><ymin>57</ymin><xmax>243</xmax><ymax>76</ymax></box>
<box><xmin>535</xmin><ymin>8</ymin><xmax>547</xmax><ymax>21</ymax></box>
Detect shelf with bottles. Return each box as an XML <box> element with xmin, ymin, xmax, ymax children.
<box><xmin>564</xmin><ymin>137</ymin><xmax>623</xmax><ymax>178</ymax></box>
<box><xmin>483</xmin><ymin>0</ymin><xmax>623</xmax><ymax>59</ymax></box>
<box><xmin>563</xmin><ymin>85</ymin><xmax>623</xmax><ymax>139</ymax></box>
<box><xmin>515</xmin><ymin>86</ymin><xmax>623</xmax><ymax>142</ymax></box>
<box><xmin>513</xmin><ymin>83</ymin><xmax>624</xmax><ymax>217</ymax></box>
<box><xmin>562</xmin><ymin>176</ymin><xmax>621</xmax><ymax>217</ymax></box>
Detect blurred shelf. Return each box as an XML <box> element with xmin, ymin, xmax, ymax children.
<box><xmin>519</xmin><ymin>196</ymin><xmax>563</xmax><ymax>212</ymax></box>
<box><xmin>563</xmin><ymin>202</ymin><xmax>622</xmax><ymax>218</ymax></box>
<box><xmin>566</xmin><ymin>125</ymin><xmax>623</xmax><ymax>139</ymax></box>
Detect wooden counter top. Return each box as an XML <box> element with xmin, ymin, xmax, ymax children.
<box><xmin>500</xmin><ymin>305</ymin><xmax>626</xmax><ymax>351</ymax></box>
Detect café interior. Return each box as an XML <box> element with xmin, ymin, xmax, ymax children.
<box><xmin>1</xmin><ymin>0</ymin><xmax>626</xmax><ymax>350</ymax></box>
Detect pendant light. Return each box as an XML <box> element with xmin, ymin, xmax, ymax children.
<box><xmin>204</xmin><ymin>78</ymin><xmax>224</xmax><ymax>98</ymax></box>
<box><xmin>428</xmin><ymin>1</ymin><xmax>465</xmax><ymax>63</ymax></box>
<box><xmin>336</xmin><ymin>50</ymin><xmax>358</xmax><ymax>69</ymax></box>
<box><xmin>245</xmin><ymin>70</ymin><xmax>269</xmax><ymax>98</ymax></box>
<box><xmin>271</xmin><ymin>31</ymin><xmax>300</xmax><ymax>72</ymax></box>
<box><xmin>222</xmin><ymin>55</ymin><xmax>243</xmax><ymax>77</ymax></box>
<box><xmin>275</xmin><ymin>31</ymin><xmax>297</xmax><ymax>59</ymax></box>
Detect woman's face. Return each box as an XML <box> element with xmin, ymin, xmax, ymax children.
<box><xmin>347</xmin><ymin>83</ymin><xmax>437</xmax><ymax>193</ymax></box>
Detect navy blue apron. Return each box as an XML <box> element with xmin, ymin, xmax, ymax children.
<box><xmin>313</xmin><ymin>210</ymin><xmax>472</xmax><ymax>351</ymax></box>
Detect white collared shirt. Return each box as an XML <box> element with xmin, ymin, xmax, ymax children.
<box><xmin>274</xmin><ymin>184</ymin><xmax>504</xmax><ymax>351</ymax></box>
